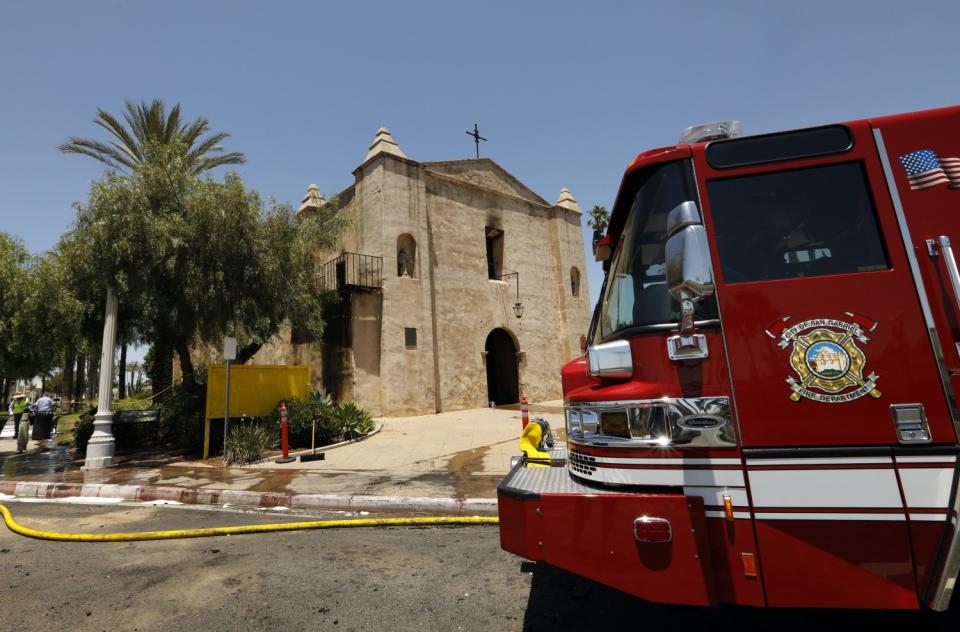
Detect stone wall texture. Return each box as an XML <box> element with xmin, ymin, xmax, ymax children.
<box><xmin>252</xmin><ymin>149</ymin><xmax>591</xmax><ymax>416</ymax></box>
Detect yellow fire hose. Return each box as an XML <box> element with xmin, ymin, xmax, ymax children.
<box><xmin>0</xmin><ymin>503</ymin><xmax>497</xmax><ymax>543</ymax></box>
<box><xmin>0</xmin><ymin>423</ymin><xmax>556</xmax><ymax>542</ymax></box>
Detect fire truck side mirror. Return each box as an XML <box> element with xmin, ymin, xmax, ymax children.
<box><xmin>665</xmin><ymin>224</ymin><xmax>715</xmax><ymax>306</ymax></box>
<box><xmin>665</xmin><ymin>201</ymin><xmax>702</xmax><ymax>237</ymax></box>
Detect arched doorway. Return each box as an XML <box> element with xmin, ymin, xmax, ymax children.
<box><xmin>485</xmin><ymin>328</ymin><xmax>519</xmax><ymax>405</ymax></box>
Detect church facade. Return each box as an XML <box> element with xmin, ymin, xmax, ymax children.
<box><xmin>254</xmin><ymin>128</ymin><xmax>591</xmax><ymax>416</ymax></box>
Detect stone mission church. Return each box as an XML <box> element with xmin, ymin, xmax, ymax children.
<box><xmin>254</xmin><ymin>128</ymin><xmax>591</xmax><ymax>416</ymax></box>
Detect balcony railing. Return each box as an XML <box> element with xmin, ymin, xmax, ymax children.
<box><xmin>318</xmin><ymin>252</ymin><xmax>383</xmax><ymax>292</ymax></box>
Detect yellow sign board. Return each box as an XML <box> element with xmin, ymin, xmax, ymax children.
<box><xmin>203</xmin><ymin>364</ymin><xmax>310</xmax><ymax>458</ymax></box>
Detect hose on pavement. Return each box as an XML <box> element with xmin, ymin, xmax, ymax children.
<box><xmin>0</xmin><ymin>503</ymin><xmax>498</xmax><ymax>542</ymax></box>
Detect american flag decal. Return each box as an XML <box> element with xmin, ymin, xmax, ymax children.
<box><xmin>898</xmin><ymin>149</ymin><xmax>960</xmax><ymax>190</ymax></box>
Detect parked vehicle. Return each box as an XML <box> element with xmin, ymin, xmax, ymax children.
<box><xmin>498</xmin><ymin>105</ymin><xmax>960</xmax><ymax>611</ymax></box>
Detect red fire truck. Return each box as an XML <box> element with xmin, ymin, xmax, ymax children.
<box><xmin>498</xmin><ymin>105</ymin><xmax>960</xmax><ymax>611</ymax></box>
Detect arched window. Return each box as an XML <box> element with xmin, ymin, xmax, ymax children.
<box><xmin>397</xmin><ymin>234</ymin><xmax>416</xmax><ymax>278</ymax></box>
<box><xmin>571</xmin><ymin>266</ymin><xmax>581</xmax><ymax>297</ymax></box>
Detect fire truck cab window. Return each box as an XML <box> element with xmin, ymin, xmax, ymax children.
<box><xmin>707</xmin><ymin>162</ymin><xmax>888</xmax><ymax>284</ymax></box>
<box><xmin>599</xmin><ymin>160</ymin><xmax>718</xmax><ymax>339</ymax></box>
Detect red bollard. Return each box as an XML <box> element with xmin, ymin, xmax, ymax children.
<box><xmin>521</xmin><ymin>396</ymin><xmax>529</xmax><ymax>429</ymax></box>
<box><xmin>278</xmin><ymin>401</ymin><xmax>296</xmax><ymax>463</ymax></box>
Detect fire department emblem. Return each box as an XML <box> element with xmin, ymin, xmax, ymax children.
<box><xmin>764</xmin><ymin>313</ymin><xmax>882</xmax><ymax>403</ymax></box>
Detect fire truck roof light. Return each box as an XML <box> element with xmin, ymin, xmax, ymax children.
<box><xmin>678</xmin><ymin>120</ymin><xmax>742</xmax><ymax>144</ymax></box>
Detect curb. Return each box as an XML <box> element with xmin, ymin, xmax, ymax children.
<box><xmin>262</xmin><ymin>420</ymin><xmax>384</xmax><ymax>463</ymax></box>
<box><xmin>0</xmin><ymin>480</ymin><xmax>499</xmax><ymax>516</ymax></box>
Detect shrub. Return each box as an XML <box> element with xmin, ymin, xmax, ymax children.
<box><xmin>72</xmin><ymin>406</ymin><xmax>97</xmax><ymax>453</ymax></box>
<box><xmin>333</xmin><ymin>401</ymin><xmax>374</xmax><ymax>440</ymax></box>
<box><xmin>281</xmin><ymin>391</ymin><xmax>337</xmax><ymax>446</ymax></box>
<box><xmin>71</xmin><ymin>403</ymin><xmax>157</xmax><ymax>453</ymax></box>
<box><xmin>224</xmin><ymin>422</ymin><xmax>275</xmax><ymax>465</ymax></box>
<box><xmin>158</xmin><ymin>386</ymin><xmax>206</xmax><ymax>452</ymax></box>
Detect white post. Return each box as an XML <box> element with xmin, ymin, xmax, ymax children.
<box><xmin>84</xmin><ymin>286</ymin><xmax>118</xmax><ymax>469</ymax></box>
<box><xmin>222</xmin><ymin>337</ymin><xmax>237</xmax><ymax>463</ymax></box>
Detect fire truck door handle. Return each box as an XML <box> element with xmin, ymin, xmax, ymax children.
<box><xmin>935</xmin><ymin>236</ymin><xmax>960</xmax><ymax>319</ymax></box>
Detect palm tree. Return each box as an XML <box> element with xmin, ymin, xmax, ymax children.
<box><xmin>59</xmin><ymin>99</ymin><xmax>245</xmax><ymax>176</ymax></box>
<box><xmin>126</xmin><ymin>361</ymin><xmax>143</xmax><ymax>395</ymax></box>
<box><xmin>61</xmin><ymin>99</ymin><xmax>246</xmax><ymax>397</ymax></box>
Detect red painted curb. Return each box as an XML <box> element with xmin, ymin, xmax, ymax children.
<box><xmin>0</xmin><ymin>479</ymin><xmax>497</xmax><ymax>515</ymax></box>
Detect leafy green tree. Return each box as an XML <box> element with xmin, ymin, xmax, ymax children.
<box><xmin>176</xmin><ymin>175</ymin><xmax>346</xmax><ymax>365</ymax></box>
<box><xmin>0</xmin><ymin>233</ymin><xmax>86</xmax><ymax>387</ymax></box>
<box><xmin>65</xmin><ymin>165</ymin><xmax>345</xmax><ymax>393</ymax></box>
<box><xmin>17</xmin><ymin>251</ymin><xmax>85</xmax><ymax>380</ymax></box>
<box><xmin>0</xmin><ymin>232</ymin><xmax>32</xmax><ymax>382</ymax></box>
<box><xmin>61</xmin><ymin>100</ymin><xmax>246</xmax><ymax>397</ymax></box>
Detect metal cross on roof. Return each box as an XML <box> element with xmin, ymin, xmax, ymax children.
<box><xmin>466</xmin><ymin>123</ymin><xmax>486</xmax><ymax>159</ymax></box>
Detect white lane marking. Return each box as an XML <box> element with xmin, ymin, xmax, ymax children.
<box><xmin>748</xmin><ymin>469</ymin><xmax>903</xmax><ymax>508</ymax></box>
<box><xmin>755</xmin><ymin>512</ymin><xmax>906</xmax><ymax>521</ymax></box>
<box><xmin>746</xmin><ymin>457</ymin><xmax>892</xmax><ymax>466</ymax></box>
<box><xmin>900</xmin><ymin>468</ymin><xmax>955</xmax><ymax>508</ymax></box>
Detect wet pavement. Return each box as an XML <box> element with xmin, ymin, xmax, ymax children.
<box><xmin>0</xmin><ymin>405</ymin><xmax>564</xmax><ymax>500</ymax></box>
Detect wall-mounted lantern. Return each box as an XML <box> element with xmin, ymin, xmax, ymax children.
<box><xmin>500</xmin><ymin>271</ymin><xmax>523</xmax><ymax>318</ymax></box>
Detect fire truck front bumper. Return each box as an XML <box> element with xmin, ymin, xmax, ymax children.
<box><xmin>497</xmin><ymin>455</ymin><xmax>717</xmax><ymax>607</ymax></box>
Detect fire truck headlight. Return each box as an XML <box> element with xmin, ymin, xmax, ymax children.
<box><xmin>565</xmin><ymin>409</ymin><xmax>581</xmax><ymax>435</ymax></box>
<box><xmin>580</xmin><ymin>410</ymin><xmax>599</xmax><ymax>434</ymax></box>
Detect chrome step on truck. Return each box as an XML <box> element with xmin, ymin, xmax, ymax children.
<box><xmin>499</xmin><ymin>449</ymin><xmax>626</xmax><ymax>497</ymax></box>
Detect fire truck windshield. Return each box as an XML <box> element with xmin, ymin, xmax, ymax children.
<box><xmin>599</xmin><ymin>160</ymin><xmax>718</xmax><ymax>339</ymax></box>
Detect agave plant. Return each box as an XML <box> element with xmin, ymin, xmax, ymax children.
<box><xmin>333</xmin><ymin>401</ymin><xmax>375</xmax><ymax>440</ymax></box>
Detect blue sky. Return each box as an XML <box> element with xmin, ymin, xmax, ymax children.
<box><xmin>2</xmin><ymin>0</ymin><xmax>959</xmax><ymax>331</ymax></box>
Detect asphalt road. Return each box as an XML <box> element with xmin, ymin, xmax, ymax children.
<box><xmin>0</xmin><ymin>501</ymin><xmax>958</xmax><ymax>631</ymax></box>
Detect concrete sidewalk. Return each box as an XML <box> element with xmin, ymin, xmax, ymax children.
<box><xmin>0</xmin><ymin>403</ymin><xmax>564</xmax><ymax>513</ymax></box>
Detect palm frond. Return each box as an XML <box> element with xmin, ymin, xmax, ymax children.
<box><xmin>147</xmin><ymin>99</ymin><xmax>168</xmax><ymax>142</ymax></box>
<box><xmin>109</xmin><ymin>140</ymin><xmax>141</xmax><ymax>167</ymax></box>
<box><xmin>186</xmin><ymin>131</ymin><xmax>230</xmax><ymax>163</ymax></box>
<box><xmin>164</xmin><ymin>102</ymin><xmax>182</xmax><ymax>144</ymax></box>
<box><xmin>93</xmin><ymin>108</ymin><xmax>142</xmax><ymax>163</ymax></box>
<box><xmin>123</xmin><ymin>99</ymin><xmax>148</xmax><ymax>146</ymax></box>
<box><xmin>67</xmin><ymin>99</ymin><xmax>244</xmax><ymax>178</ymax></box>
<box><xmin>59</xmin><ymin>137</ymin><xmax>136</xmax><ymax>171</ymax></box>
<box><xmin>180</xmin><ymin>117</ymin><xmax>209</xmax><ymax>147</ymax></box>
<box><xmin>191</xmin><ymin>152</ymin><xmax>247</xmax><ymax>175</ymax></box>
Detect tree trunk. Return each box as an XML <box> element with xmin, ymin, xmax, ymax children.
<box><xmin>74</xmin><ymin>354</ymin><xmax>86</xmax><ymax>403</ymax></box>
<box><xmin>118</xmin><ymin>341</ymin><xmax>127</xmax><ymax>400</ymax></box>
<box><xmin>86</xmin><ymin>351</ymin><xmax>99</xmax><ymax>402</ymax></box>
<box><xmin>175</xmin><ymin>340</ymin><xmax>199</xmax><ymax>394</ymax></box>
<box><xmin>0</xmin><ymin>377</ymin><xmax>6</xmax><ymax>407</ymax></box>
<box><xmin>149</xmin><ymin>341</ymin><xmax>173</xmax><ymax>401</ymax></box>
<box><xmin>235</xmin><ymin>341</ymin><xmax>264</xmax><ymax>365</ymax></box>
<box><xmin>63</xmin><ymin>350</ymin><xmax>75</xmax><ymax>403</ymax></box>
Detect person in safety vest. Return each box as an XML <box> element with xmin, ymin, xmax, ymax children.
<box><xmin>9</xmin><ymin>392</ymin><xmax>30</xmax><ymax>453</ymax></box>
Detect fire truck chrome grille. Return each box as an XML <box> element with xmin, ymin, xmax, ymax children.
<box><xmin>569</xmin><ymin>449</ymin><xmax>598</xmax><ymax>476</ymax></box>
<box><xmin>565</xmin><ymin>397</ymin><xmax>737</xmax><ymax>449</ymax></box>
